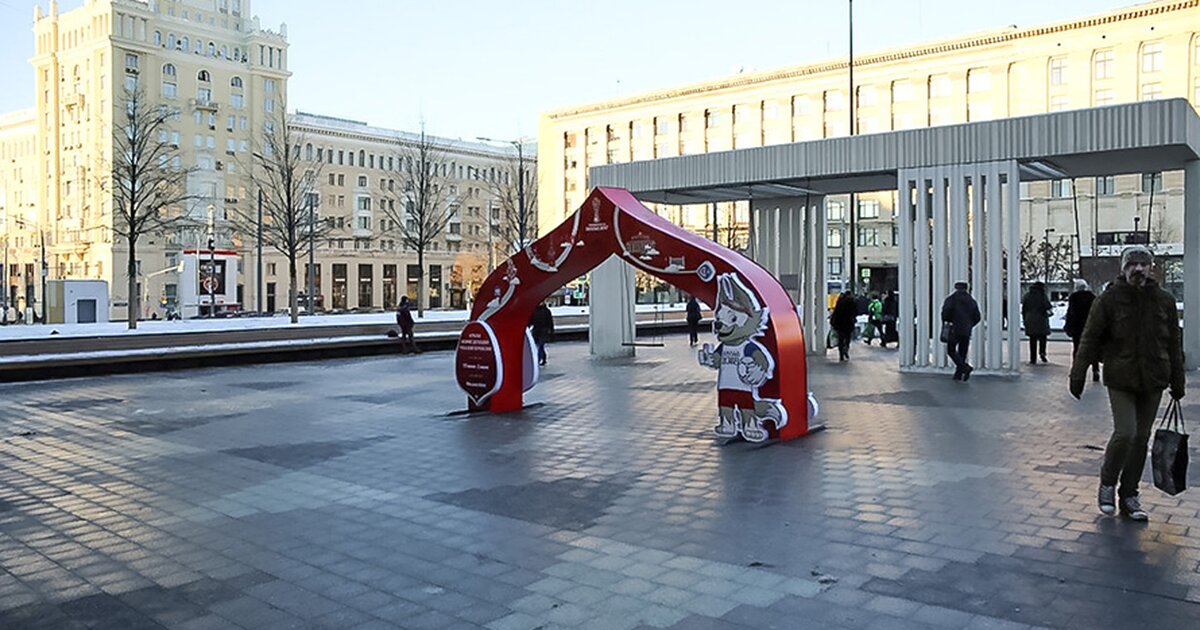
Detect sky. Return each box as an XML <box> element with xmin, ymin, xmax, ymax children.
<box><xmin>0</xmin><ymin>0</ymin><xmax>1136</xmax><ymax>142</ymax></box>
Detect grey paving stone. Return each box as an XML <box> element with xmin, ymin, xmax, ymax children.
<box><xmin>0</xmin><ymin>340</ymin><xmax>1198</xmax><ymax>630</ymax></box>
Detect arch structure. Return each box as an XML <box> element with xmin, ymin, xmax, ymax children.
<box><xmin>455</xmin><ymin>187</ymin><xmax>814</xmax><ymax>441</ymax></box>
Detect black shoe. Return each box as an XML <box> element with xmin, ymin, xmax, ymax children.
<box><xmin>1029</xmin><ymin>359</ymin><xmax>1038</xmax><ymax>365</ymax></box>
<box><xmin>962</xmin><ymin>366</ymin><xmax>973</xmax><ymax>382</ymax></box>
<box><xmin>1119</xmin><ymin>496</ymin><xmax>1148</xmax><ymax>521</ymax></box>
<box><xmin>1041</xmin><ymin>355</ymin><xmax>1048</xmax><ymax>363</ymax></box>
<box><xmin>1093</xmin><ymin>371</ymin><xmax>1101</xmax><ymax>382</ymax></box>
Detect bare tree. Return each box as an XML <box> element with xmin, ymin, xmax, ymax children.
<box><xmin>102</xmin><ymin>88</ymin><xmax>193</xmax><ymax>329</ymax></box>
<box><xmin>378</xmin><ymin>128</ymin><xmax>459</xmax><ymax>316</ymax></box>
<box><xmin>230</xmin><ymin>105</ymin><xmax>327</xmax><ymax>323</ymax></box>
<box><xmin>1019</xmin><ymin>233</ymin><xmax>1074</xmax><ymax>283</ymax></box>
<box><xmin>482</xmin><ymin>150</ymin><xmax>537</xmax><ymax>258</ymax></box>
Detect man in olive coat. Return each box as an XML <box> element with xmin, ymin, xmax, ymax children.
<box><xmin>1070</xmin><ymin>246</ymin><xmax>1184</xmax><ymax>521</ymax></box>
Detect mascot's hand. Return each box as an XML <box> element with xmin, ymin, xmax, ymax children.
<box><xmin>698</xmin><ymin>343</ymin><xmax>719</xmax><ymax>369</ymax></box>
<box><xmin>738</xmin><ymin>357</ymin><xmax>768</xmax><ymax>387</ymax></box>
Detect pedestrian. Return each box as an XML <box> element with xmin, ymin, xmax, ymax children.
<box><xmin>1022</xmin><ymin>282</ymin><xmax>1053</xmax><ymax>364</ymax></box>
<box><xmin>395</xmin><ymin>296</ymin><xmax>418</xmax><ymax>354</ymax></box>
<box><xmin>685</xmin><ymin>295</ymin><xmax>703</xmax><ymax>347</ymax></box>
<box><xmin>1064</xmin><ymin>279</ymin><xmax>1100</xmax><ymax>382</ymax></box>
<box><xmin>881</xmin><ymin>290</ymin><xmax>898</xmax><ymax>348</ymax></box>
<box><xmin>1069</xmin><ymin>245</ymin><xmax>1184</xmax><ymax>521</ymax></box>
<box><xmin>863</xmin><ymin>293</ymin><xmax>883</xmax><ymax>346</ymax></box>
<box><xmin>941</xmin><ymin>281</ymin><xmax>981</xmax><ymax>381</ymax></box>
<box><xmin>530</xmin><ymin>301</ymin><xmax>555</xmax><ymax>366</ymax></box>
<box><xmin>830</xmin><ymin>291</ymin><xmax>857</xmax><ymax>362</ymax></box>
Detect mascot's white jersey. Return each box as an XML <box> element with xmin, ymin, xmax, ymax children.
<box><xmin>717</xmin><ymin>340</ymin><xmax>770</xmax><ymax>391</ymax></box>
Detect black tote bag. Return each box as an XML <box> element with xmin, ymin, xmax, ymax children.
<box><xmin>1152</xmin><ymin>399</ymin><xmax>1189</xmax><ymax>496</ymax></box>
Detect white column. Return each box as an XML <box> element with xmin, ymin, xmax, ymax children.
<box><xmin>804</xmin><ymin>196</ymin><xmax>827</xmax><ymax>355</ymax></box>
<box><xmin>986</xmin><ymin>164</ymin><xmax>1005</xmax><ymax>370</ymax></box>
<box><xmin>1184</xmin><ymin>160</ymin><xmax>1200</xmax><ymax>369</ymax></box>
<box><xmin>915</xmin><ymin>175</ymin><xmax>931</xmax><ymax>367</ymax></box>
<box><xmin>969</xmin><ymin>170</ymin><xmax>987</xmax><ymax>370</ymax></box>
<box><xmin>898</xmin><ymin>176</ymin><xmax>914</xmax><ymax>368</ymax></box>
<box><xmin>1004</xmin><ymin>162</ymin><xmax>1021</xmax><ymax>372</ymax></box>
<box><xmin>588</xmin><ymin>255</ymin><xmax>636</xmax><ymax>358</ymax></box>
<box><xmin>932</xmin><ymin>168</ymin><xmax>948</xmax><ymax>368</ymax></box>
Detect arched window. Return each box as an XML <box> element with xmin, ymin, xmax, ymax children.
<box><xmin>153</xmin><ymin>31</ymin><xmax>161</xmax><ymax>46</ymax></box>
<box><xmin>162</xmin><ymin>63</ymin><xmax>176</xmax><ymax>77</ymax></box>
<box><xmin>230</xmin><ymin>76</ymin><xmax>243</xmax><ymax>89</ymax></box>
<box><xmin>197</xmin><ymin>70</ymin><xmax>210</xmax><ymax>82</ymax></box>
<box><xmin>207</xmin><ymin>42</ymin><xmax>215</xmax><ymax>57</ymax></box>
<box><xmin>233</xmin><ymin>47</ymin><xmax>241</xmax><ymax>61</ymax></box>
<box><xmin>305</xmin><ymin>143</ymin><xmax>313</xmax><ymax>160</ymax></box>
<box><xmin>180</xmin><ymin>36</ymin><xmax>189</xmax><ymax>51</ymax></box>
<box><xmin>220</xmin><ymin>45</ymin><xmax>227</xmax><ymax>59</ymax></box>
<box><xmin>168</xmin><ymin>34</ymin><xmax>176</xmax><ymax>48</ymax></box>
<box><xmin>358</xmin><ymin>150</ymin><xmax>365</xmax><ymax>165</ymax></box>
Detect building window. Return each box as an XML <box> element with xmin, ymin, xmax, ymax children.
<box><xmin>856</xmin><ymin>85</ymin><xmax>878</xmax><ymax>107</ymax></box>
<box><xmin>858</xmin><ymin>199</ymin><xmax>880</xmax><ymax>219</ymax></box>
<box><xmin>856</xmin><ymin>227</ymin><xmax>879</xmax><ymax>247</ymax></box>
<box><xmin>153</xmin><ymin>31</ymin><xmax>161</xmax><ymax>46</ymax></box>
<box><xmin>1094</xmin><ymin>89</ymin><xmax>1114</xmax><ymax>106</ymax></box>
<box><xmin>826</xmin><ymin>200</ymin><xmax>845</xmax><ymax>222</ymax></box>
<box><xmin>197</xmin><ymin>70</ymin><xmax>210</xmax><ymax>83</ymax></box>
<box><xmin>928</xmin><ymin>74</ymin><xmax>951</xmax><ymax>98</ymax></box>
<box><xmin>967</xmin><ymin>68</ymin><xmax>991</xmax><ymax>93</ymax></box>
<box><xmin>125</xmin><ymin>53</ymin><xmax>138</xmax><ymax>71</ymax></box>
<box><xmin>124</xmin><ymin>75</ymin><xmax>137</xmax><ymax>92</ymax></box>
<box><xmin>1093</xmin><ymin>50</ymin><xmax>1114</xmax><ymax>80</ymax></box>
<box><xmin>891</xmin><ymin>80</ymin><xmax>913</xmax><ymax>103</ymax></box>
<box><xmin>654</xmin><ymin>118</ymin><xmax>669</xmax><ymax>135</ymax></box>
<box><xmin>823</xmin><ymin>90</ymin><xmax>844</xmax><ymax>112</ymax></box>
<box><xmin>1048</xmin><ymin>57</ymin><xmax>1067</xmax><ymax>86</ymax></box>
<box><xmin>1049</xmin><ymin>96</ymin><xmax>1070</xmax><ymax>112</ymax></box>
<box><xmin>1141</xmin><ymin>83</ymin><xmax>1163</xmax><ymax>101</ymax></box>
<box><xmin>792</xmin><ymin>95</ymin><xmax>812</xmax><ymax>116</ymax></box>
<box><xmin>827</xmin><ymin>257</ymin><xmax>843</xmax><ymax>278</ymax></box>
<box><xmin>1142</xmin><ymin>172</ymin><xmax>1162</xmax><ymax>194</ymax></box>
<box><xmin>265</xmin><ymin>78</ymin><xmax>275</xmax><ymax>93</ymax></box>
<box><xmin>1142</xmin><ymin>41</ymin><xmax>1164</xmax><ymax>73</ymax></box>
<box><xmin>705</xmin><ymin>109</ymin><xmax>722</xmax><ymax>128</ymax></box>
<box><xmin>826</xmin><ymin>228</ymin><xmax>843</xmax><ymax>248</ymax></box>
<box><xmin>230</xmin><ymin>93</ymin><xmax>243</xmax><ymax>108</ymax></box>
<box><xmin>197</xmin><ymin>86</ymin><xmax>212</xmax><ymax>103</ymax></box>
<box><xmin>357</xmin><ymin>175</ymin><xmax>367</xmax><ymax>187</ymax></box>
<box><xmin>1096</xmin><ymin>176</ymin><xmax>1115</xmax><ymax>196</ymax></box>
<box><xmin>264</xmin><ymin>99</ymin><xmax>274</xmax><ymax>112</ymax></box>
<box><xmin>230</xmin><ymin>76</ymin><xmax>243</xmax><ymax>88</ymax></box>
<box><xmin>1051</xmin><ymin>179</ymin><xmax>1073</xmax><ymax>198</ymax></box>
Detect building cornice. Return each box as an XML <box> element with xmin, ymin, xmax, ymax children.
<box><xmin>544</xmin><ymin>0</ymin><xmax>1199</xmax><ymax>120</ymax></box>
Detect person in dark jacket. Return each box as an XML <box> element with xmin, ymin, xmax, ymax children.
<box><xmin>530</xmin><ymin>301</ymin><xmax>555</xmax><ymax>366</ymax></box>
<box><xmin>395</xmin><ymin>296</ymin><xmax>418</xmax><ymax>354</ymax></box>
<box><xmin>830</xmin><ymin>292</ymin><xmax>857</xmax><ymax>361</ymax></box>
<box><xmin>1022</xmin><ymin>282</ymin><xmax>1053</xmax><ymax>364</ymax></box>
<box><xmin>1070</xmin><ymin>246</ymin><xmax>1184</xmax><ymax>521</ymax></box>
<box><xmin>881</xmin><ymin>290</ymin><xmax>899</xmax><ymax>348</ymax></box>
<box><xmin>1064</xmin><ymin>279</ymin><xmax>1099</xmax><ymax>381</ymax></box>
<box><xmin>685</xmin><ymin>296</ymin><xmax>703</xmax><ymax>346</ymax></box>
<box><xmin>941</xmin><ymin>282</ymin><xmax>981</xmax><ymax>381</ymax></box>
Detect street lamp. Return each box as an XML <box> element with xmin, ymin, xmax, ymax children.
<box><xmin>306</xmin><ymin>190</ymin><xmax>315</xmax><ymax>314</ymax></box>
<box><xmin>847</xmin><ymin>0</ymin><xmax>857</xmax><ymax>292</ymax></box>
<box><xmin>476</xmin><ymin>136</ymin><xmax>531</xmax><ymax>253</ymax></box>
<box><xmin>207</xmin><ymin>203</ymin><xmax>216</xmax><ymax>317</ymax></box>
<box><xmin>1043</xmin><ymin>227</ymin><xmax>1056</xmax><ymax>282</ymax></box>
<box><xmin>1133</xmin><ymin>215</ymin><xmax>1142</xmax><ymax>243</ymax></box>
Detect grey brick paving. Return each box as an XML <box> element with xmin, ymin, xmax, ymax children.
<box><xmin>1</xmin><ymin>337</ymin><xmax>1198</xmax><ymax>628</ymax></box>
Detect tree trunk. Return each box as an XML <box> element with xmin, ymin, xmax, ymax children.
<box><xmin>288</xmin><ymin>255</ymin><xmax>299</xmax><ymax>324</ymax></box>
<box><xmin>126</xmin><ymin>236</ymin><xmax>138</xmax><ymax>330</ymax></box>
<box><xmin>416</xmin><ymin>248</ymin><xmax>425</xmax><ymax>317</ymax></box>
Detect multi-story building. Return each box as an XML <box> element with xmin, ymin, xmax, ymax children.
<box><xmin>0</xmin><ymin>0</ymin><xmax>532</xmax><ymax>320</ymax></box>
<box><xmin>538</xmin><ymin>0</ymin><xmax>1200</xmax><ymax>295</ymax></box>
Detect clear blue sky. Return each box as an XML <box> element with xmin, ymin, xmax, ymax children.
<box><xmin>0</xmin><ymin>0</ymin><xmax>1132</xmax><ymax>141</ymax></box>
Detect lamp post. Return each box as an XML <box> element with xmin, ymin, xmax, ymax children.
<box><xmin>207</xmin><ymin>202</ymin><xmax>217</xmax><ymax>314</ymax></box>
<box><xmin>306</xmin><ymin>191</ymin><xmax>315</xmax><ymax>314</ymax></box>
<box><xmin>847</xmin><ymin>0</ymin><xmax>857</xmax><ymax>293</ymax></box>
<box><xmin>256</xmin><ymin>188</ymin><xmax>263</xmax><ymax>314</ymax></box>
<box><xmin>1133</xmin><ymin>215</ymin><xmax>1142</xmax><ymax>243</ymax></box>
<box><xmin>1043</xmin><ymin>227</ymin><xmax>1056</xmax><ymax>282</ymax></box>
<box><xmin>40</xmin><ymin>229</ymin><xmax>47</xmax><ymax>324</ymax></box>
<box><xmin>476</xmin><ymin>136</ymin><xmax>531</xmax><ymax>253</ymax></box>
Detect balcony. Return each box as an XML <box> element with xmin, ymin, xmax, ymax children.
<box><xmin>189</xmin><ymin>98</ymin><xmax>220</xmax><ymax>112</ymax></box>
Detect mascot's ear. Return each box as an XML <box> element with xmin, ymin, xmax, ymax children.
<box><xmin>729</xmin><ymin>276</ymin><xmax>757</xmax><ymax>312</ymax></box>
<box><xmin>717</xmin><ymin>275</ymin><xmax>732</xmax><ymax>305</ymax></box>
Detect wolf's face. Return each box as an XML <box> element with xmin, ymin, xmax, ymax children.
<box><xmin>713</xmin><ymin>274</ymin><xmax>766</xmax><ymax>345</ymax></box>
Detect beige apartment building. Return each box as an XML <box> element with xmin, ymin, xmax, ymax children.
<box><xmin>0</xmin><ymin>0</ymin><xmax>531</xmax><ymax>320</ymax></box>
<box><xmin>538</xmin><ymin>0</ymin><xmax>1200</xmax><ymax>295</ymax></box>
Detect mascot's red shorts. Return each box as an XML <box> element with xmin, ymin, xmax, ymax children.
<box><xmin>718</xmin><ymin>389</ymin><xmax>755</xmax><ymax>410</ymax></box>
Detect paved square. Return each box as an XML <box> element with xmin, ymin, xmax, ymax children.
<box><xmin>1</xmin><ymin>336</ymin><xmax>1198</xmax><ymax>629</ymax></box>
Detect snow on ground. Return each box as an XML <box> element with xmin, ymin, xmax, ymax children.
<box><xmin>0</xmin><ymin>303</ymin><xmax>687</xmax><ymax>342</ymax></box>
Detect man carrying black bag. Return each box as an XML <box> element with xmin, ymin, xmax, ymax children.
<box><xmin>1069</xmin><ymin>245</ymin><xmax>1185</xmax><ymax>521</ymax></box>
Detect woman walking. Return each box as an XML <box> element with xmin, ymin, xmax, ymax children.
<box><xmin>1022</xmin><ymin>282</ymin><xmax>1053</xmax><ymax>364</ymax></box>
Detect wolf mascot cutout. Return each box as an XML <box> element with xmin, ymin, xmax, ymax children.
<box><xmin>697</xmin><ymin>273</ymin><xmax>787</xmax><ymax>442</ymax></box>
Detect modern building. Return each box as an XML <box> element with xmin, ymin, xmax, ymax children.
<box><xmin>0</xmin><ymin>0</ymin><xmax>533</xmax><ymax>321</ymax></box>
<box><xmin>537</xmin><ymin>0</ymin><xmax>1200</xmax><ymax>296</ymax></box>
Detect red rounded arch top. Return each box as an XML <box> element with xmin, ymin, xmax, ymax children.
<box><xmin>456</xmin><ymin>187</ymin><xmax>812</xmax><ymax>440</ymax></box>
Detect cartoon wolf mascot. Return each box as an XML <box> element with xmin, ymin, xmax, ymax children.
<box><xmin>697</xmin><ymin>273</ymin><xmax>787</xmax><ymax>442</ymax></box>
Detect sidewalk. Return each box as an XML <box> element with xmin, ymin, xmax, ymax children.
<box><xmin>0</xmin><ymin>337</ymin><xmax>1196</xmax><ymax>629</ymax></box>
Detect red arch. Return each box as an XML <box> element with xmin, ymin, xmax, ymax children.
<box><xmin>455</xmin><ymin>187</ymin><xmax>812</xmax><ymax>440</ymax></box>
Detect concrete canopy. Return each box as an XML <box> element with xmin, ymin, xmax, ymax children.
<box><xmin>589</xmin><ymin>98</ymin><xmax>1200</xmax><ymax>203</ymax></box>
<box><xmin>588</xmin><ymin>98</ymin><xmax>1200</xmax><ymax>372</ymax></box>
